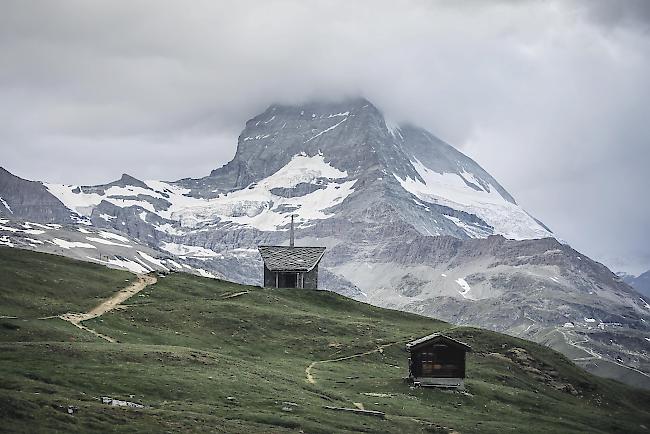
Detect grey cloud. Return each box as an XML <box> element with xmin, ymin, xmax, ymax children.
<box><xmin>0</xmin><ymin>0</ymin><xmax>649</xmax><ymax>273</ymax></box>
<box><xmin>571</xmin><ymin>0</ymin><xmax>650</xmax><ymax>30</ymax></box>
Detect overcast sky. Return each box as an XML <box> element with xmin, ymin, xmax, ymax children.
<box><xmin>1</xmin><ymin>0</ymin><xmax>649</xmax><ymax>273</ymax></box>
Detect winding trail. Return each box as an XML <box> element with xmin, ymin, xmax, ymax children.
<box><xmin>58</xmin><ymin>274</ymin><xmax>157</xmax><ymax>343</ymax></box>
<box><xmin>556</xmin><ymin>328</ymin><xmax>650</xmax><ymax>380</ymax></box>
<box><xmin>305</xmin><ymin>342</ymin><xmax>398</xmax><ymax>384</ymax></box>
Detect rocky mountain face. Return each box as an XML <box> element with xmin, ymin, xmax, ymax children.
<box><xmin>1</xmin><ymin>97</ymin><xmax>648</xmax><ymax>388</ymax></box>
<box><xmin>0</xmin><ymin>167</ymin><xmax>79</xmax><ymax>224</ymax></box>
<box><xmin>622</xmin><ymin>270</ymin><xmax>650</xmax><ymax>297</ymax></box>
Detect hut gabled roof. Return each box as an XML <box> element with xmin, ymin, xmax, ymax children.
<box><xmin>258</xmin><ymin>246</ymin><xmax>326</xmax><ymax>272</ymax></box>
<box><xmin>406</xmin><ymin>333</ymin><xmax>472</xmax><ymax>352</ymax></box>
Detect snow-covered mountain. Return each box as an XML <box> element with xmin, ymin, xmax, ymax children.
<box><xmin>1</xmin><ymin>97</ymin><xmax>648</xmax><ymax>388</ymax></box>
<box><xmin>35</xmin><ymin>98</ymin><xmax>551</xmax><ymax>241</ymax></box>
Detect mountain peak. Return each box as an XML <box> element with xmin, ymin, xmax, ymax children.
<box><xmin>103</xmin><ymin>173</ymin><xmax>149</xmax><ymax>190</ymax></box>
<box><xmin>205</xmin><ymin>96</ymin><xmax>391</xmax><ymax>187</ymax></box>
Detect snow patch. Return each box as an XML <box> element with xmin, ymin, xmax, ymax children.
<box><xmin>89</xmin><ymin>256</ymin><xmax>149</xmax><ymax>274</ymax></box>
<box><xmin>327</xmin><ymin>111</ymin><xmax>349</xmax><ymax>118</ymax></box>
<box><xmin>243</xmin><ymin>134</ymin><xmax>271</xmax><ymax>141</ymax></box>
<box><xmin>137</xmin><ymin>251</ymin><xmax>168</xmax><ymax>271</ymax></box>
<box><xmin>443</xmin><ymin>215</ymin><xmax>492</xmax><ymax>238</ymax></box>
<box><xmin>455</xmin><ymin>278</ymin><xmax>476</xmax><ymax>300</ymax></box>
<box><xmin>152</xmin><ymin>223</ymin><xmax>185</xmax><ymax>235</ymax></box>
<box><xmin>640</xmin><ymin>298</ymin><xmax>650</xmax><ymax>310</ymax></box>
<box><xmin>85</xmin><ymin>237</ymin><xmax>131</xmax><ymax>248</ymax></box>
<box><xmin>0</xmin><ymin>223</ymin><xmax>45</xmax><ymax>235</ymax></box>
<box><xmin>0</xmin><ymin>196</ymin><xmax>13</xmax><ymax>213</ymax></box>
<box><xmin>133</xmin><ymin>257</ymin><xmax>154</xmax><ymax>272</ymax></box>
<box><xmin>25</xmin><ymin>222</ymin><xmax>50</xmax><ymax>230</ymax></box>
<box><xmin>99</xmin><ymin>231</ymin><xmax>130</xmax><ymax>243</ymax></box>
<box><xmin>304</xmin><ymin>118</ymin><xmax>348</xmax><ymax>143</ymax></box>
<box><xmin>52</xmin><ymin>238</ymin><xmax>96</xmax><ymax>249</ymax></box>
<box><xmin>165</xmin><ymin>259</ymin><xmax>184</xmax><ymax>270</ymax></box>
<box><xmin>394</xmin><ymin>158</ymin><xmax>552</xmax><ymax>240</ymax></box>
<box><xmin>0</xmin><ymin>236</ymin><xmax>13</xmax><ymax>247</ymax></box>
<box><xmin>45</xmin><ymin>184</ymin><xmax>103</xmax><ymax>216</ymax></box>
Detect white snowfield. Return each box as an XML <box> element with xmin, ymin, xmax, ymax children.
<box><xmin>85</xmin><ymin>237</ymin><xmax>131</xmax><ymax>248</ymax></box>
<box><xmin>46</xmin><ymin>154</ymin><xmax>356</xmax><ymax>232</ymax></box>
<box><xmin>394</xmin><ymin>158</ymin><xmax>553</xmax><ymax>240</ymax></box>
<box><xmin>99</xmin><ymin>231</ymin><xmax>131</xmax><ymax>243</ymax></box>
<box><xmin>51</xmin><ymin>238</ymin><xmax>96</xmax><ymax>250</ymax></box>
<box><xmin>45</xmin><ymin>153</ymin><xmax>549</xmax><ymax>240</ymax></box>
<box><xmin>44</xmin><ymin>184</ymin><xmax>161</xmax><ymax>217</ymax></box>
<box><xmin>156</xmin><ymin>153</ymin><xmax>356</xmax><ymax>231</ymax></box>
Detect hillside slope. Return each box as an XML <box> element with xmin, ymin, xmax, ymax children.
<box><xmin>0</xmin><ymin>248</ymin><xmax>648</xmax><ymax>433</ymax></box>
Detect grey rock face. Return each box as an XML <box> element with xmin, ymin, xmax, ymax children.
<box><xmin>0</xmin><ymin>167</ymin><xmax>77</xmax><ymax>224</ymax></box>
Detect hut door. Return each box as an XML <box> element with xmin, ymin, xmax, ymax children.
<box><xmin>278</xmin><ymin>272</ymin><xmax>298</xmax><ymax>288</ymax></box>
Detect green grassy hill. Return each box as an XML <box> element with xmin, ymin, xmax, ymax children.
<box><xmin>1</xmin><ymin>247</ymin><xmax>649</xmax><ymax>433</ymax></box>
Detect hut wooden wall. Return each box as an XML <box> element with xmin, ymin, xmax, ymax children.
<box><xmin>263</xmin><ymin>265</ymin><xmax>275</xmax><ymax>288</ymax></box>
<box><xmin>410</xmin><ymin>343</ymin><xmax>466</xmax><ymax>378</ymax></box>
<box><xmin>303</xmin><ymin>267</ymin><xmax>318</xmax><ymax>289</ymax></box>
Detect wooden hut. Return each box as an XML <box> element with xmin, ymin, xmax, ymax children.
<box><xmin>406</xmin><ymin>333</ymin><xmax>471</xmax><ymax>388</ymax></box>
<box><xmin>258</xmin><ymin>216</ymin><xmax>325</xmax><ymax>289</ymax></box>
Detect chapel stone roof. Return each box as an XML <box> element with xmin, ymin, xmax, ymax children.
<box><xmin>258</xmin><ymin>246</ymin><xmax>326</xmax><ymax>272</ymax></box>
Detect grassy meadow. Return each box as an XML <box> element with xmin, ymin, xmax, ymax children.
<box><xmin>1</xmin><ymin>247</ymin><xmax>648</xmax><ymax>433</ymax></box>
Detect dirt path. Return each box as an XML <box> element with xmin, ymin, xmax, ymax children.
<box><xmin>59</xmin><ymin>274</ymin><xmax>157</xmax><ymax>343</ymax></box>
<box><xmin>556</xmin><ymin>328</ymin><xmax>650</xmax><ymax>379</ymax></box>
<box><xmin>305</xmin><ymin>342</ymin><xmax>398</xmax><ymax>384</ymax></box>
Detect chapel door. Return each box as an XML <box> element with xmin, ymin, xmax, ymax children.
<box><xmin>279</xmin><ymin>272</ymin><xmax>297</xmax><ymax>288</ymax></box>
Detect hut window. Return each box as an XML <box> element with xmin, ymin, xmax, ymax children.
<box><xmin>420</xmin><ymin>351</ymin><xmax>441</xmax><ymax>376</ymax></box>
